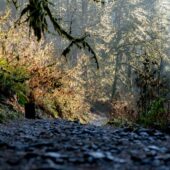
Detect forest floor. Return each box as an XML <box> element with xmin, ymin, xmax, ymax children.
<box><xmin>0</xmin><ymin>119</ymin><xmax>170</xmax><ymax>170</ymax></box>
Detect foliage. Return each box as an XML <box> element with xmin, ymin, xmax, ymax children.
<box><xmin>135</xmin><ymin>55</ymin><xmax>167</xmax><ymax>113</ymax></box>
<box><xmin>0</xmin><ymin>1</ymin><xmax>169</xmax><ymax>127</ymax></box>
<box><xmin>107</xmin><ymin>117</ymin><xmax>133</xmax><ymax>127</ymax></box>
<box><xmin>0</xmin><ymin>10</ymin><xmax>92</xmax><ymax>122</ymax></box>
<box><xmin>0</xmin><ymin>58</ymin><xmax>29</xmax><ymax>105</ymax></box>
<box><xmin>9</xmin><ymin>0</ymin><xmax>99</xmax><ymax>68</ymax></box>
<box><xmin>0</xmin><ymin>10</ymin><xmax>29</xmax><ymax>108</ymax></box>
<box><xmin>0</xmin><ymin>103</ymin><xmax>22</xmax><ymax>123</ymax></box>
<box><xmin>138</xmin><ymin>98</ymin><xmax>168</xmax><ymax>128</ymax></box>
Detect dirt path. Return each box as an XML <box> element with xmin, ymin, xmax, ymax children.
<box><xmin>0</xmin><ymin>119</ymin><xmax>170</xmax><ymax>170</ymax></box>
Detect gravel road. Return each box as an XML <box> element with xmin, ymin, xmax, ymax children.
<box><xmin>0</xmin><ymin>119</ymin><xmax>170</xmax><ymax>170</ymax></box>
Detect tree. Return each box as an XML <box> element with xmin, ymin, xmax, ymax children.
<box><xmin>6</xmin><ymin>0</ymin><xmax>105</xmax><ymax>68</ymax></box>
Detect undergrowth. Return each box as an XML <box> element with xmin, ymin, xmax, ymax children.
<box><xmin>137</xmin><ymin>98</ymin><xmax>168</xmax><ymax>129</ymax></box>
<box><xmin>0</xmin><ymin>58</ymin><xmax>29</xmax><ymax>105</ymax></box>
<box><xmin>0</xmin><ymin>10</ymin><xmax>91</xmax><ymax>123</ymax></box>
<box><xmin>0</xmin><ymin>103</ymin><xmax>23</xmax><ymax>123</ymax></box>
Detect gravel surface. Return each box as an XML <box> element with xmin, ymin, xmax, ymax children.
<box><xmin>0</xmin><ymin>119</ymin><xmax>170</xmax><ymax>170</ymax></box>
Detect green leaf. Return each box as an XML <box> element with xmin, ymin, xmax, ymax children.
<box><xmin>17</xmin><ymin>92</ymin><xmax>28</xmax><ymax>106</ymax></box>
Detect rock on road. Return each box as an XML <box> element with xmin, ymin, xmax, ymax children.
<box><xmin>0</xmin><ymin>119</ymin><xmax>170</xmax><ymax>170</ymax></box>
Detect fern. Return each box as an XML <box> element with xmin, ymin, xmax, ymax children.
<box><xmin>0</xmin><ymin>58</ymin><xmax>29</xmax><ymax>105</ymax></box>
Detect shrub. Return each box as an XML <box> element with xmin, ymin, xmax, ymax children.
<box><xmin>0</xmin><ymin>103</ymin><xmax>22</xmax><ymax>123</ymax></box>
<box><xmin>0</xmin><ymin>10</ymin><xmax>92</xmax><ymax>122</ymax></box>
<box><xmin>138</xmin><ymin>98</ymin><xmax>168</xmax><ymax>128</ymax></box>
<box><xmin>0</xmin><ymin>58</ymin><xmax>29</xmax><ymax>105</ymax></box>
<box><xmin>134</xmin><ymin>53</ymin><xmax>168</xmax><ymax>113</ymax></box>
